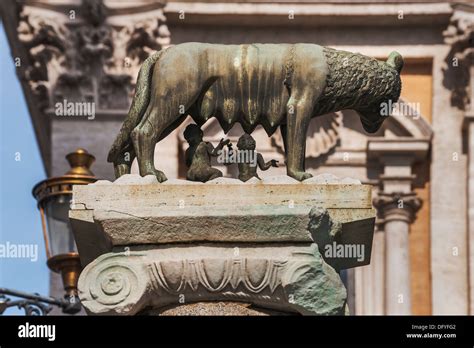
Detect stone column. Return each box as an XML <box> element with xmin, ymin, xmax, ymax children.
<box><xmin>372</xmin><ymin>223</ymin><xmax>386</xmax><ymax>314</ymax></box>
<box><xmin>374</xmin><ymin>193</ymin><xmax>421</xmax><ymax>314</ymax></box>
<box><xmin>368</xmin><ymin>140</ymin><xmax>429</xmax><ymax>314</ymax></box>
<box><xmin>354</xmin><ymin>223</ymin><xmax>385</xmax><ymax>315</ymax></box>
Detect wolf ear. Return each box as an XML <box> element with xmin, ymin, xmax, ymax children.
<box><xmin>386</xmin><ymin>51</ymin><xmax>404</xmax><ymax>73</ymax></box>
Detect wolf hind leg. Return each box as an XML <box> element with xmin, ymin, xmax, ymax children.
<box><xmin>131</xmin><ymin>100</ymin><xmax>189</xmax><ymax>183</ymax></box>
<box><xmin>131</xmin><ymin>119</ymin><xmax>167</xmax><ymax>182</ymax></box>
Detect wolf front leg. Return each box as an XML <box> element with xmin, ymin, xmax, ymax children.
<box><xmin>285</xmin><ymin>97</ymin><xmax>313</xmax><ymax>181</ymax></box>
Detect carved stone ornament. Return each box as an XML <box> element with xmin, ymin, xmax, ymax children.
<box><xmin>78</xmin><ymin>245</ymin><xmax>347</xmax><ymax>316</ymax></box>
<box><xmin>443</xmin><ymin>8</ymin><xmax>474</xmax><ymax>110</ymax></box>
<box><xmin>372</xmin><ymin>192</ymin><xmax>422</xmax><ymax>223</ymax></box>
<box><xmin>15</xmin><ymin>0</ymin><xmax>170</xmax><ymax>113</ymax></box>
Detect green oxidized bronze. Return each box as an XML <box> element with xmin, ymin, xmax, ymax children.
<box><xmin>108</xmin><ymin>43</ymin><xmax>403</xmax><ymax>182</ymax></box>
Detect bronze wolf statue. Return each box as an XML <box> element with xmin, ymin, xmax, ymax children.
<box><xmin>108</xmin><ymin>42</ymin><xmax>403</xmax><ymax>182</ymax></box>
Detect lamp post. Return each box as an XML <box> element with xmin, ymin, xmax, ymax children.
<box><xmin>32</xmin><ymin>148</ymin><xmax>97</xmax><ymax>313</ymax></box>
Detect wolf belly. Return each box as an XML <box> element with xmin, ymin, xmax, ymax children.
<box><xmin>192</xmin><ymin>44</ymin><xmax>292</xmax><ymax>136</ymax></box>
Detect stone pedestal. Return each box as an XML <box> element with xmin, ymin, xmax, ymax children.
<box><xmin>70</xmin><ymin>174</ymin><xmax>376</xmax><ymax>315</ymax></box>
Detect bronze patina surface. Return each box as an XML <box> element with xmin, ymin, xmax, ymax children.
<box><xmin>108</xmin><ymin>42</ymin><xmax>403</xmax><ymax>182</ymax></box>
<box><xmin>236</xmin><ymin>133</ymin><xmax>278</xmax><ymax>182</ymax></box>
<box><xmin>184</xmin><ymin>124</ymin><xmax>229</xmax><ymax>182</ymax></box>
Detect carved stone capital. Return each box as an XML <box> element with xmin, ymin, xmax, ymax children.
<box><xmin>373</xmin><ymin>192</ymin><xmax>422</xmax><ymax>224</ymax></box>
<box><xmin>13</xmin><ymin>0</ymin><xmax>171</xmax><ymax>113</ymax></box>
<box><xmin>78</xmin><ymin>244</ymin><xmax>347</xmax><ymax>316</ymax></box>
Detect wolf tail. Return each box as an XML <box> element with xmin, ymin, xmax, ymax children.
<box><xmin>107</xmin><ymin>50</ymin><xmax>164</xmax><ymax>163</ymax></box>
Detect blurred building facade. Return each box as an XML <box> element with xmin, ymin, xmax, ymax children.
<box><xmin>1</xmin><ymin>0</ymin><xmax>473</xmax><ymax>315</ymax></box>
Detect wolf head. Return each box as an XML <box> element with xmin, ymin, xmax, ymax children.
<box><xmin>357</xmin><ymin>51</ymin><xmax>404</xmax><ymax>133</ymax></box>
<box><xmin>318</xmin><ymin>48</ymin><xmax>404</xmax><ymax>133</ymax></box>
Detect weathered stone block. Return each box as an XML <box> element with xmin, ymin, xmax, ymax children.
<box><xmin>70</xmin><ymin>175</ymin><xmax>375</xmax><ymax>269</ymax></box>
<box><xmin>71</xmin><ymin>175</ymin><xmax>375</xmax><ymax>315</ymax></box>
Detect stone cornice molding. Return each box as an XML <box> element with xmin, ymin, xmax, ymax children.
<box><xmin>387</xmin><ymin>98</ymin><xmax>434</xmax><ymax>140</ymax></box>
<box><xmin>164</xmin><ymin>2</ymin><xmax>452</xmax><ymax>27</ymax></box>
<box><xmin>367</xmin><ymin>138</ymin><xmax>431</xmax><ymax>165</ymax></box>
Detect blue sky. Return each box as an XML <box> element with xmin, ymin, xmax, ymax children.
<box><xmin>0</xmin><ymin>22</ymin><xmax>49</xmax><ymax>314</ymax></box>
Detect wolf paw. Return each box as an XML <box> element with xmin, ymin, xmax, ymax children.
<box><xmin>144</xmin><ymin>169</ymin><xmax>168</xmax><ymax>183</ymax></box>
<box><xmin>288</xmin><ymin>171</ymin><xmax>313</xmax><ymax>181</ymax></box>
